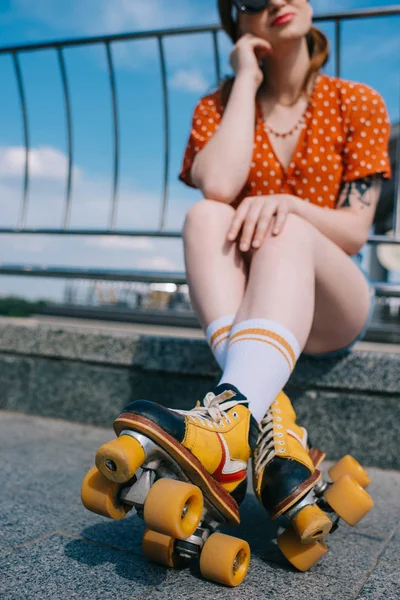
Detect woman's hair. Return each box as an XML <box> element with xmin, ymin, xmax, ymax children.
<box><xmin>217</xmin><ymin>0</ymin><xmax>329</xmax><ymax>107</ymax></box>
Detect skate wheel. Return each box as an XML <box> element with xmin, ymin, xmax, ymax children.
<box><xmin>95</xmin><ymin>434</ymin><xmax>146</xmax><ymax>483</ymax></box>
<box><xmin>144</xmin><ymin>478</ymin><xmax>203</xmax><ymax>540</ymax></box>
<box><xmin>81</xmin><ymin>465</ymin><xmax>131</xmax><ymax>519</ymax></box>
<box><xmin>324</xmin><ymin>474</ymin><xmax>374</xmax><ymax>526</ymax></box>
<box><xmin>142</xmin><ymin>529</ymin><xmax>184</xmax><ymax>568</ymax></box>
<box><xmin>278</xmin><ymin>526</ymin><xmax>328</xmax><ymax>571</ymax></box>
<box><xmin>200</xmin><ymin>532</ymin><xmax>250</xmax><ymax>587</ymax></box>
<box><xmin>328</xmin><ymin>455</ymin><xmax>370</xmax><ymax>488</ymax></box>
<box><xmin>292</xmin><ymin>504</ymin><xmax>332</xmax><ymax>542</ymax></box>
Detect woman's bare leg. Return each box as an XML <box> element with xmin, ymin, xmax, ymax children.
<box><xmin>237</xmin><ymin>213</ymin><xmax>315</xmax><ymax>348</ymax></box>
<box><xmin>240</xmin><ymin>212</ymin><xmax>371</xmax><ymax>353</ymax></box>
<box><xmin>182</xmin><ymin>199</ymin><xmax>248</xmax><ymax>329</ymax></box>
<box><xmin>183</xmin><ymin>199</ymin><xmax>371</xmax><ymax>355</ymax></box>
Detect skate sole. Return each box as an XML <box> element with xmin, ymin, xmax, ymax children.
<box><xmin>270</xmin><ymin>469</ymin><xmax>322</xmax><ymax>520</ymax></box>
<box><xmin>309</xmin><ymin>448</ymin><xmax>326</xmax><ymax>470</ymax></box>
<box><xmin>114</xmin><ymin>413</ymin><xmax>240</xmax><ymax>525</ymax></box>
<box><xmin>271</xmin><ymin>448</ymin><xmax>325</xmax><ymax>520</ymax></box>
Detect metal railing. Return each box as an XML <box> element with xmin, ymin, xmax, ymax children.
<box><xmin>0</xmin><ymin>6</ymin><xmax>399</xmax><ymax>288</ymax></box>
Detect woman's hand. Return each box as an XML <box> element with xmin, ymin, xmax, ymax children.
<box><xmin>230</xmin><ymin>33</ymin><xmax>272</xmax><ymax>89</ymax></box>
<box><xmin>226</xmin><ymin>194</ymin><xmax>296</xmax><ymax>251</ymax></box>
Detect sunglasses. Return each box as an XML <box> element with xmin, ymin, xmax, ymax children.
<box><xmin>232</xmin><ymin>0</ymin><xmax>272</xmax><ymax>14</ymax></box>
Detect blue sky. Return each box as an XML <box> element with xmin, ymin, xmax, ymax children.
<box><xmin>0</xmin><ymin>0</ymin><xmax>398</xmax><ymax>300</ymax></box>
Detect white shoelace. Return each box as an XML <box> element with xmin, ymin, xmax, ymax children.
<box><xmin>173</xmin><ymin>390</ymin><xmax>248</xmax><ymax>428</ymax></box>
<box><xmin>254</xmin><ymin>401</ymin><xmax>286</xmax><ymax>476</ymax></box>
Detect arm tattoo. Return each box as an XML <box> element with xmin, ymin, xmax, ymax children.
<box><xmin>337</xmin><ymin>175</ymin><xmax>383</xmax><ymax>211</ymax></box>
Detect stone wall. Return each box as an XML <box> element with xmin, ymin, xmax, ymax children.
<box><xmin>0</xmin><ymin>318</ymin><xmax>399</xmax><ymax>468</ymax></box>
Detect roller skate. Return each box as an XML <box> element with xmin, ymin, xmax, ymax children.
<box><xmin>81</xmin><ymin>383</ymin><xmax>259</xmax><ymax>587</ymax></box>
<box><xmin>252</xmin><ymin>390</ymin><xmax>374</xmax><ymax>571</ymax></box>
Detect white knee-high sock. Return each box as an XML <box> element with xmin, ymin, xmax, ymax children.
<box><xmin>205</xmin><ymin>315</ymin><xmax>235</xmax><ymax>369</ymax></box>
<box><xmin>218</xmin><ymin>318</ymin><xmax>301</xmax><ymax>422</ymax></box>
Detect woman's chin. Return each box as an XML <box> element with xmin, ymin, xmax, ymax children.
<box><xmin>267</xmin><ymin>27</ymin><xmax>307</xmax><ymax>45</ymax></box>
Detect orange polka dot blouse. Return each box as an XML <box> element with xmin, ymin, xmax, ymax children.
<box><xmin>178</xmin><ymin>73</ymin><xmax>392</xmax><ymax>209</ymax></box>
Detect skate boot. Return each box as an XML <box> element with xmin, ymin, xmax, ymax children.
<box><xmin>253</xmin><ymin>390</ymin><xmax>374</xmax><ymax>571</ymax></box>
<box><xmin>81</xmin><ymin>383</ymin><xmax>259</xmax><ymax>587</ymax></box>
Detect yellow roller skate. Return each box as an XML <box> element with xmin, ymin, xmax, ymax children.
<box><xmin>81</xmin><ymin>383</ymin><xmax>259</xmax><ymax>587</ymax></box>
<box><xmin>253</xmin><ymin>391</ymin><xmax>374</xmax><ymax>571</ymax></box>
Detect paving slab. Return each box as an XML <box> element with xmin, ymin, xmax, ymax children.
<box><xmin>0</xmin><ymin>411</ymin><xmax>399</xmax><ymax>600</ymax></box>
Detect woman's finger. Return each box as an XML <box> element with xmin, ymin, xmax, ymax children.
<box><xmin>239</xmin><ymin>202</ymin><xmax>263</xmax><ymax>251</ymax></box>
<box><xmin>272</xmin><ymin>206</ymin><xmax>289</xmax><ymax>235</ymax></box>
<box><xmin>227</xmin><ymin>198</ymin><xmax>251</xmax><ymax>241</ymax></box>
<box><xmin>252</xmin><ymin>204</ymin><xmax>277</xmax><ymax>247</ymax></box>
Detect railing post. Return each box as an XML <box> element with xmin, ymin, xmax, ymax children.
<box><xmin>105</xmin><ymin>42</ymin><xmax>120</xmax><ymax>231</ymax></box>
<box><xmin>335</xmin><ymin>19</ymin><xmax>341</xmax><ymax>78</ymax></box>
<box><xmin>394</xmin><ymin>89</ymin><xmax>400</xmax><ymax>237</ymax></box>
<box><xmin>158</xmin><ymin>35</ymin><xmax>170</xmax><ymax>232</ymax></box>
<box><xmin>12</xmin><ymin>52</ymin><xmax>30</xmax><ymax>230</ymax></box>
<box><xmin>57</xmin><ymin>47</ymin><xmax>74</xmax><ymax>229</ymax></box>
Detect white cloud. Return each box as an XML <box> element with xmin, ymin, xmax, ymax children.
<box><xmin>98</xmin><ymin>0</ymin><xmax>194</xmax><ymax>33</ymax></box>
<box><xmin>13</xmin><ymin>0</ymin><xmax>220</xmax><ymax>75</ymax></box>
<box><xmin>0</xmin><ymin>146</ymin><xmax>81</xmax><ymax>181</ymax></box>
<box><xmin>169</xmin><ymin>69</ymin><xmax>209</xmax><ymax>93</ymax></box>
<box><xmin>14</xmin><ymin>0</ymin><xmax>210</xmax><ymax>35</ymax></box>
<box><xmin>0</xmin><ymin>155</ymin><xmax>188</xmax><ymax>300</ymax></box>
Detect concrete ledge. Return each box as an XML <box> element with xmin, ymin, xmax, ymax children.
<box><xmin>0</xmin><ymin>318</ymin><xmax>399</xmax><ymax>469</ymax></box>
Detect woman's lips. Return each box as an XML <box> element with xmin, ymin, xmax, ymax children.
<box><xmin>271</xmin><ymin>13</ymin><xmax>295</xmax><ymax>26</ymax></box>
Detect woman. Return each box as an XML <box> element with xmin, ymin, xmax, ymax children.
<box><xmin>178</xmin><ymin>0</ymin><xmax>391</xmax><ymax>536</ymax></box>
<box><xmin>94</xmin><ymin>0</ymin><xmax>391</xmax><ymax>576</ymax></box>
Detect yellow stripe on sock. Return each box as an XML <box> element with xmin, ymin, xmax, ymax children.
<box><xmin>228</xmin><ymin>336</ymin><xmax>293</xmax><ymax>371</ymax></box>
<box><xmin>229</xmin><ymin>328</ymin><xmax>296</xmax><ymax>366</ymax></box>
<box><xmin>213</xmin><ymin>334</ymin><xmax>230</xmax><ymax>351</ymax></box>
<box><xmin>209</xmin><ymin>325</ymin><xmax>232</xmax><ymax>349</ymax></box>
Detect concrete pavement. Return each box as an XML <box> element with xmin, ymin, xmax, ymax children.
<box><xmin>0</xmin><ymin>411</ymin><xmax>399</xmax><ymax>600</ymax></box>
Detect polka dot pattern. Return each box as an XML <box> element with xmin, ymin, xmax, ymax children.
<box><xmin>179</xmin><ymin>74</ymin><xmax>392</xmax><ymax>209</ymax></box>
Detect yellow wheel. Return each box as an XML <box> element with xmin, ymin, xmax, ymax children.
<box><xmin>292</xmin><ymin>504</ymin><xmax>332</xmax><ymax>542</ymax></box>
<box><xmin>199</xmin><ymin>533</ymin><xmax>250</xmax><ymax>587</ymax></box>
<box><xmin>328</xmin><ymin>455</ymin><xmax>370</xmax><ymax>488</ymax></box>
<box><xmin>278</xmin><ymin>526</ymin><xmax>328</xmax><ymax>571</ymax></box>
<box><xmin>142</xmin><ymin>529</ymin><xmax>184</xmax><ymax>568</ymax></box>
<box><xmin>81</xmin><ymin>465</ymin><xmax>132</xmax><ymax>519</ymax></box>
<box><xmin>95</xmin><ymin>434</ymin><xmax>146</xmax><ymax>483</ymax></box>
<box><xmin>144</xmin><ymin>478</ymin><xmax>203</xmax><ymax>540</ymax></box>
<box><xmin>324</xmin><ymin>474</ymin><xmax>374</xmax><ymax>526</ymax></box>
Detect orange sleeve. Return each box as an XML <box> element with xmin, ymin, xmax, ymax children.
<box><xmin>178</xmin><ymin>92</ymin><xmax>223</xmax><ymax>189</ymax></box>
<box><xmin>342</xmin><ymin>86</ymin><xmax>392</xmax><ymax>183</ymax></box>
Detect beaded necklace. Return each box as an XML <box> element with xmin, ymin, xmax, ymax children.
<box><xmin>264</xmin><ymin>112</ymin><xmax>307</xmax><ymax>139</ymax></box>
<box><xmin>262</xmin><ymin>74</ymin><xmax>318</xmax><ymax>139</ymax></box>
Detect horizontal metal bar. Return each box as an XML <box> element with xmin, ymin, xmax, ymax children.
<box><xmin>38</xmin><ymin>305</ymin><xmax>202</xmax><ymax>329</ymax></box>
<box><xmin>0</xmin><ymin>264</ymin><xmax>187</xmax><ymax>283</ymax></box>
<box><xmin>1</xmin><ymin>230</ymin><xmax>400</xmax><ymax>244</ymax></box>
<box><xmin>312</xmin><ymin>6</ymin><xmax>400</xmax><ymax>21</ymax></box>
<box><xmin>0</xmin><ymin>228</ymin><xmax>182</xmax><ymax>237</ymax></box>
<box><xmin>0</xmin><ymin>25</ymin><xmax>221</xmax><ymax>55</ymax></box>
<box><xmin>373</xmin><ymin>283</ymin><xmax>400</xmax><ymax>298</ymax></box>
<box><xmin>2</xmin><ymin>265</ymin><xmax>400</xmax><ymax>294</ymax></box>
<box><xmin>0</xmin><ymin>7</ymin><xmax>398</xmax><ymax>55</ymax></box>
<box><xmin>368</xmin><ymin>235</ymin><xmax>400</xmax><ymax>244</ymax></box>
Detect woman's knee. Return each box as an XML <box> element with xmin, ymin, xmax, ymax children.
<box><xmin>279</xmin><ymin>213</ymin><xmax>314</xmax><ymax>239</ymax></box>
<box><xmin>183</xmin><ymin>198</ymin><xmax>235</xmax><ymax>239</ymax></box>
<box><xmin>246</xmin><ymin>213</ymin><xmax>314</xmax><ymax>260</ymax></box>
